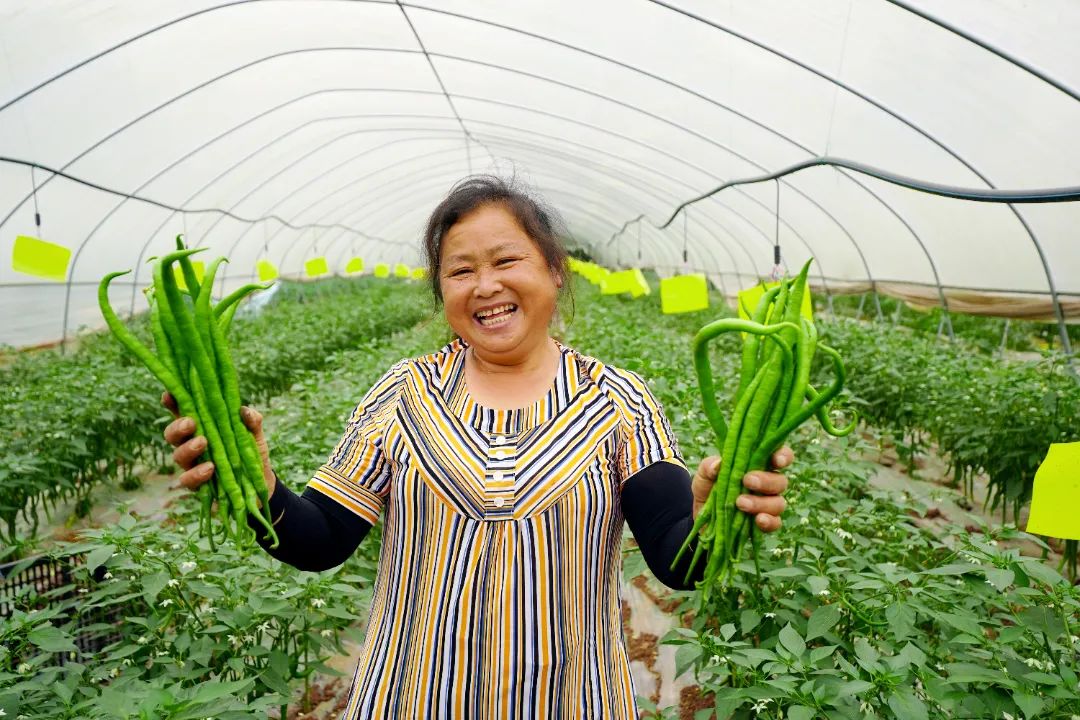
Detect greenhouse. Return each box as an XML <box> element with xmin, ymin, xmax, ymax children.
<box><xmin>1</xmin><ymin>1</ymin><xmax>1078</xmax><ymax>718</ymax></box>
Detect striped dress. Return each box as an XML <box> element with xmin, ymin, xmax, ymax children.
<box><xmin>307</xmin><ymin>338</ymin><xmax>684</xmax><ymax>719</ymax></box>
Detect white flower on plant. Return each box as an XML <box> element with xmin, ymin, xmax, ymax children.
<box><xmin>0</xmin><ymin>708</ymin><xmax>6</xmax><ymax>716</ymax></box>
<box><xmin>109</xmin><ymin>667</ymin><xmax>119</xmax><ymax>678</ymax></box>
<box><xmin>167</xmin><ymin>579</ymin><xmax>180</xmax><ymax>588</ymax></box>
<box><xmin>311</xmin><ymin>598</ymin><xmax>326</xmax><ymax>608</ymax></box>
<box><xmin>764</xmin><ymin>612</ymin><xmax>776</xmax><ymax>619</ymax></box>
<box><xmin>177</xmin><ymin>658</ymin><xmax>185</xmax><ymax>668</ymax></box>
<box><xmin>181</xmin><ymin>561</ymin><xmax>196</xmax><ymax>572</ymax></box>
<box><xmin>16</xmin><ymin>662</ymin><xmax>31</xmax><ymax>674</ymax></box>
<box><xmin>817</xmin><ymin>589</ymin><xmax>830</xmax><ymax>597</ymax></box>
<box><xmin>122</xmin><ymin>658</ymin><xmax>133</xmax><ymax>666</ymax></box>
<box><xmin>258</xmin><ymin>621</ymin><xmax>272</xmax><ymax>633</ymax></box>
<box><xmin>103</xmin><ymin>572</ymin><xmax>113</xmax><ymax>580</ymax></box>
<box><xmin>1001</xmin><ymin>712</ymin><xmax>1014</xmax><ymax>720</ymax></box>
<box><xmin>800</xmin><ymin>516</ymin><xmax>809</xmax><ymax>525</ymax></box>
<box><xmin>243</xmin><ymin>634</ymin><xmax>255</xmax><ymax>645</ymax></box>
<box><xmin>772</xmin><ymin>547</ymin><xmax>784</xmax><ymax>557</ymax></box>
<box><xmin>228</xmin><ymin>634</ymin><xmax>240</xmax><ymax>647</ymax></box>
<box><xmin>860</xmin><ymin>699</ymin><xmax>873</xmax><ymax>714</ymax></box>
<box><xmin>78</xmin><ymin>588</ymin><xmax>88</xmax><ymax>594</ymax></box>
<box><xmin>321</xmin><ymin>629</ymin><xmax>334</xmax><ymax>638</ymax></box>
<box><xmin>160</xmin><ymin>598</ymin><xmax>174</xmax><ymax>607</ymax></box>
<box><xmin>750</xmin><ymin>699</ymin><xmax>769</xmax><ymax>713</ymax></box>
<box><xmin>197</xmin><ymin>573</ymin><xmax>206</xmax><ymax>580</ymax></box>
<box><xmin>136</xmin><ymin>635</ymin><xmax>148</xmax><ymax>645</ymax></box>
<box><xmin>170</xmin><ymin>543</ymin><xmax>181</xmax><ymax>551</ymax></box>
<box><xmin>835</xmin><ymin>529</ymin><xmax>853</xmax><ymax>541</ymax></box>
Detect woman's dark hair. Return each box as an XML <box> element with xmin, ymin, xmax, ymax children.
<box><xmin>422</xmin><ymin>175</ymin><xmax>571</xmax><ymax>307</ymax></box>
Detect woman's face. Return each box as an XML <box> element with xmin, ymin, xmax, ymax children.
<box><xmin>439</xmin><ymin>203</ymin><xmax>563</xmax><ymax>365</ymax></box>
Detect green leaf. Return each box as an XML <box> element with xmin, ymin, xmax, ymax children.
<box><xmin>766</xmin><ymin>566</ymin><xmax>806</xmax><ymax>578</ymax></box>
<box><xmin>806</xmin><ymin>604</ymin><xmax>841</xmax><ymax>641</ymax></box>
<box><xmin>787</xmin><ymin>706</ymin><xmax>815</xmax><ymax>720</ymax></box>
<box><xmin>1016</xmin><ymin>606</ymin><xmax>1065</xmax><ymax>637</ymax></box>
<box><xmin>938</xmin><ymin>612</ymin><xmax>984</xmax><ymax>639</ymax></box>
<box><xmin>887</xmin><ymin>688</ymin><xmax>928</xmax><ymax>720</ymax></box>
<box><xmin>984</xmin><ymin>567</ymin><xmax>1014</xmax><ymax>590</ymax></box>
<box><xmin>187</xmin><ymin>678</ymin><xmax>253</xmax><ymax>705</ymax></box>
<box><xmin>740</xmin><ymin>609</ymin><xmax>762</xmax><ymax>634</ymax></box>
<box><xmin>1012</xmin><ymin>691</ymin><xmax>1044</xmax><ymax>718</ymax></box>
<box><xmin>142</xmin><ymin>570</ymin><xmax>169</xmax><ymax>603</ymax></box>
<box><xmin>809</xmin><ymin>644</ymin><xmax>837</xmax><ymax>665</ymax></box>
<box><xmin>923</xmin><ymin>563</ymin><xmax>980</xmax><ymax>576</ymax></box>
<box><xmin>84</xmin><ymin>544</ymin><xmax>115</xmax><ymax>572</ymax></box>
<box><xmin>778</xmin><ymin>623</ymin><xmax>806</xmax><ymax>658</ymax></box>
<box><xmin>944</xmin><ymin>662</ymin><xmax>1017</xmax><ymax>687</ymax></box>
<box><xmin>28</xmin><ymin>625</ymin><xmax>78</xmax><ymax>653</ymax></box>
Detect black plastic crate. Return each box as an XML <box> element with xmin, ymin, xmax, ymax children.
<box><xmin>1</xmin><ymin>553</ymin><xmax>125</xmax><ymax>666</ymax></box>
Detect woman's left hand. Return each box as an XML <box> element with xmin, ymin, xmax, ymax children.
<box><xmin>691</xmin><ymin>446</ymin><xmax>792</xmax><ymax>532</ymax></box>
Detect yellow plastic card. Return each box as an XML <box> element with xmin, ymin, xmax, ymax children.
<box><xmin>374</xmin><ymin>263</ymin><xmax>390</xmax><ymax>278</ymax></box>
<box><xmin>628</xmin><ymin>269</ymin><xmax>650</xmax><ymax>298</ymax></box>
<box><xmin>173</xmin><ymin>260</ymin><xmax>206</xmax><ymax>291</ymax></box>
<box><xmin>257</xmin><ymin>260</ymin><xmax>278</xmax><ymax>281</ymax></box>
<box><xmin>12</xmin><ymin>235</ymin><xmax>71</xmax><ymax>281</ymax></box>
<box><xmin>305</xmin><ymin>257</ymin><xmax>329</xmax><ymax>278</ymax></box>
<box><xmin>661</xmin><ymin>273</ymin><xmax>709</xmax><ymax>314</ymax></box>
<box><xmin>1026</xmin><ymin>442</ymin><xmax>1080</xmax><ymax>540</ymax></box>
<box><xmin>394</xmin><ymin>263</ymin><xmax>410</xmax><ymax>278</ymax></box>
<box><xmin>737</xmin><ymin>281</ymin><xmax>813</xmax><ymax>322</ymax></box>
<box><xmin>410</xmin><ymin>267</ymin><xmax>426</xmax><ymax>280</ymax></box>
<box><xmin>601</xmin><ymin>269</ymin><xmax>649</xmax><ymax>297</ymax></box>
<box><xmin>345</xmin><ymin>257</ymin><xmax>364</xmax><ymax>274</ymax></box>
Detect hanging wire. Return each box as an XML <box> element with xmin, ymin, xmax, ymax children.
<box><xmin>637</xmin><ymin>221</ymin><xmax>642</xmax><ymax>261</ymax></box>
<box><xmin>30</xmin><ymin>165</ymin><xmax>42</xmax><ymax>233</ymax></box>
<box><xmin>770</xmin><ymin>179</ymin><xmax>782</xmax><ymax>281</ymax></box>
<box><xmin>682</xmin><ymin>208</ymin><xmax>689</xmax><ymax>267</ymax></box>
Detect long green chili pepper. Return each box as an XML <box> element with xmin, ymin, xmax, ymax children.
<box><xmin>805</xmin><ymin>384</ymin><xmax>858</xmax><ymax>436</ymax></box>
<box><xmin>160</xmin><ymin>249</ymin><xmax>253</xmax><ymax>547</ymax></box>
<box><xmin>674</xmin><ymin>259</ymin><xmax>853</xmax><ymax>592</ymax></box>
<box><xmin>199</xmin><ymin>261</ymin><xmax>279</xmax><ymax>548</ymax></box>
<box><xmin>214</xmin><ymin>282</ymin><xmax>273</xmax><ymax>321</ymax></box>
<box><xmin>175</xmin><ymin>235</ymin><xmax>202</xmax><ymax>298</ymax></box>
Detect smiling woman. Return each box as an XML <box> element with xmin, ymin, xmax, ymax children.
<box><xmin>162</xmin><ymin>174</ymin><xmax>792</xmax><ymax>719</ymax></box>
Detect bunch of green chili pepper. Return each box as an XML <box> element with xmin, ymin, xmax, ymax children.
<box><xmin>98</xmin><ymin>236</ymin><xmax>278</xmax><ymax>550</ymax></box>
<box><xmin>672</xmin><ymin>259</ymin><xmax>855</xmax><ymax>592</ymax></box>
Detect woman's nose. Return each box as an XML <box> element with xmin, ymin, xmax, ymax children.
<box><xmin>473</xmin><ymin>268</ymin><xmax>503</xmax><ymax>296</ymax></box>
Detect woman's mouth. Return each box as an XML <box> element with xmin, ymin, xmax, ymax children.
<box><xmin>474</xmin><ymin>303</ymin><xmax>518</xmax><ymax>328</ymax></box>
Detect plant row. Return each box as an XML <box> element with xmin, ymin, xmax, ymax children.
<box><xmin>822</xmin><ymin>291</ymin><xmax>1080</xmax><ymax>356</ymax></box>
<box><xmin>0</xmin><ymin>277</ymin><xmax>430</xmax><ymax>548</ymax></box>
<box><xmin>0</xmin><ymin>310</ymin><xmax>452</xmax><ymax>719</ymax></box>
<box><xmin>566</xmin><ymin>281</ymin><xmax>1080</xmax><ymax>719</ymax></box>
<box><xmin>816</xmin><ymin>316</ymin><xmax>1080</xmax><ymax>522</ymax></box>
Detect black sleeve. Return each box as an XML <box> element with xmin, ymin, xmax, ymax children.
<box><xmin>246</xmin><ymin>475</ymin><xmax>373</xmax><ymax>572</ymax></box>
<box><xmin>620</xmin><ymin>461</ymin><xmax>706</xmax><ymax>591</ymax></box>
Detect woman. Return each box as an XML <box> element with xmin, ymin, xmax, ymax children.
<box><xmin>163</xmin><ymin>176</ymin><xmax>791</xmax><ymax>719</ymax></box>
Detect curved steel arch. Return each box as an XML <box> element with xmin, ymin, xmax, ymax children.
<box><xmin>3</xmin><ymin>0</ymin><xmax>1071</xmax><ymax>345</ymax></box>
<box><xmin>0</xmin><ymin>45</ymin><xmax>428</xmax><ymax>232</ymax></box>
<box><xmin>125</xmin><ymin>126</ymin><xmax>460</xmax><ymax>315</ymax></box>
<box><xmin>644</xmin><ymin>0</ymin><xmax>1071</xmax><ymax>351</ymax></box>
<box><xmin>217</xmin><ymin>141</ymin><xmax>471</xmax><ymax>293</ymax></box>
<box><xmin>191</xmin><ymin>115</ymin><xmax>460</xmax><ymax>243</ymax></box>
<box><xmin>11</xmin><ymin>40</ymin><xmax>898</xmax><ymax>321</ymax></box>
<box><xmin>459</xmin><ymin>134</ymin><xmax>752</xmax><ymax>282</ymax></box>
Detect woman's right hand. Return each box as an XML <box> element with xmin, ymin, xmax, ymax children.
<box><xmin>161</xmin><ymin>392</ymin><xmax>277</xmax><ymax>500</ymax></box>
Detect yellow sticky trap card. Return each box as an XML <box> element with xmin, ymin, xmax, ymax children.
<box><xmin>305</xmin><ymin>257</ymin><xmax>329</xmax><ymax>278</ymax></box>
<box><xmin>601</xmin><ymin>269</ymin><xmax>649</xmax><ymax>297</ymax></box>
<box><xmin>410</xmin><ymin>267</ymin><xmax>426</xmax><ymax>280</ymax></box>
<box><xmin>173</xmin><ymin>260</ymin><xmax>206</xmax><ymax>291</ymax></box>
<box><xmin>1026</xmin><ymin>442</ymin><xmax>1080</xmax><ymax>540</ymax></box>
<box><xmin>12</xmin><ymin>235</ymin><xmax>72</xmax><ymax>281</ymax></box>
<box><xmin>345</xmin><ymin>257</ymin><xmax>364</xmax><ymax>274</ymax></box>
<box><xmin>257</xmin><ymin>260</ymin><xmax>279</xmax><ymax>281</ymax></box>
<box><xmin>394</xmin><ymin>263</ymin><xmax>410</xmax><ymax>278</ymax></box>
<box><xmin>661</xmin><ymin>273</ymin><xmax>709</xmax><ymax>314</ymax></box>
<box><xmin>374</xmin><ymin>263</ymin><xmax>390</xmax><ymax>278</ymax></box>
<box><xmin>737</xmin><ymin>281</ymin><xmax>812</xmax><ymax>322</ymax></box>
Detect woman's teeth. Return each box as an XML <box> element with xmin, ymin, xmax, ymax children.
<box><xmin>475</xmin><ymin>304</ymin><xmax>517</xmax><ymax>327</ymax></box>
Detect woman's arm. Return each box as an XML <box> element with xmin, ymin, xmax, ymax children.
<box><xmin>621</xmin><ymin>461</ymin><xmax>704</xmax><ymax>591</ymax></box>
<box><xmin>246</xmin><ymin>475</ymin><xmax>373</xmax><ymax>572</ymax></box>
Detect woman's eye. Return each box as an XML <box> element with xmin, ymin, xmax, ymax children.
<box><xmin>450</xmin><ymin>268</ymin><xmax>472</xmax><ymax>277</ymax></box>
<box><xmin>496</xmin><ymin>258</ymin><xmax>517</xmax><ymax>266</ymax></box>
